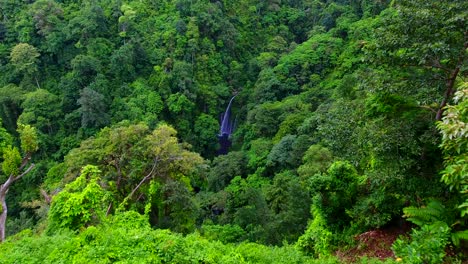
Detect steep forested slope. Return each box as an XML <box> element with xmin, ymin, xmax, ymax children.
<box><xmin>0</xmin><ymin>0</ymin><xmax>466</xmax><ymax>262</ymax></box>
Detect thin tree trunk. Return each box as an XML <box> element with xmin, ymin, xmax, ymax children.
<box><xmin>436</xmin><ymin>66</ymin><xmax>461</xmax><ymax>121</ymax></box>
<box><xmin>0</xmin><ymin>162</ymin><xmax>35</xmax><ymax>242</ymax></box>
<box><xmin>0</xmin><ymin>175</ymin><xmax>14</xmax><ymax>242</ymax></box>
<box><xmin>0</xmin><ymin>189</ymin><xmax>8</xmax><ymax>242</ymax></box>
<box><xmin>436</xmin><ymin>40</ymin><xmax>468</xmax><ymax>121</ymax></box>
<box><xmin>35</xmin><ymin>76</ymin><xmax>40</xmax><ymax>89</ymax></box>
<box><xmin>106</xmin><ymin>202</ymin><xmax>113</xmax><ymax>216</ymax></box>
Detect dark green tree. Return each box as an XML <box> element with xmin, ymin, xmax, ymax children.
<box><xmin>77</xmin><ymin>87</ymin><xmax>109</xmax><ymax>129</ymax></box>
<box><xmin>371</xmin><ymin>0</ymin><xmax>468</xmax><ymax>120</ymax></box>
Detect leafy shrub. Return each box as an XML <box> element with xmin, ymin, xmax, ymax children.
<box><xmin>0</xmin><ymin>211</ymin><xmax>323</xmax><ymax>263</ymax></box>
<box><xmin>402</xmin><ymin>199</ymin><xmax>468</xmax><ymax>247</ymax></box>
<box><xmin>47</xmin><ymin>165</ymin><xmax>107</xmax><ymax>232</ymax></box>
<box><xmin>201</xmin><ymin>223</ymin><xmax>246</xmax><ymax>243</ymax></box>
<box><xmin>308</xmin><ymin>161</ymin><xmax>359</xmax><ymax>230</ymax></box>
<box><xmin>347</xmin><ymin>188</ymin><xmax>400</xmax><ymax>229</ymax></box>
<box><xmin>296</xmin><ymin>205</ymin><xmax>333</xmax><ymax>257</ymax></box>
<box><xmin>392</xmin><ymin>222</ymin><xmax>450</xmax><ymax>264</ymax></box>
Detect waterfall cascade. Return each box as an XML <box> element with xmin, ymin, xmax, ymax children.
<box><xmin>218</xmin><ymin>95</ymin><xmax>236</xmax><ymax>155</ymax></box>
<box><xmin>219</xmin><ymin>95</ymin><xmax>236</xmax><ymax>137</ymax></box>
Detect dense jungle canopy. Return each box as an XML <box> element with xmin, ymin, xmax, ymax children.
<box><xmin>0</xmin><ymin>0</ymin><xmax>467</xmax><ymax>263</ymax></box>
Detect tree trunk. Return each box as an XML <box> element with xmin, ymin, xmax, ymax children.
<box><xmin>0</xmin><ymin>189</ymin><xmax>7</xmax><ymax>242</ymax></box>
<box><xmin>0</xmin><ymin>162</ymin><xmax>35</xmax><ymax>242</ymax></box>
<box><xmin>436</xmin><ymin>66</ymin><xmax>460</xmax><ymax>121</ymax></box>
<box><xmin>0</xmin><ymin>175</ymin><xmax>14</xmax><ymax>242</ymax></box>
<box><xmin>34</xmin><ymin>76</ymin><xmax>40</xmax><ymax>89</ymax></box>
<box><xmin>436</xmin><ymin>40</ymin><xmax>468</xmax><ymax>121</ymax></box>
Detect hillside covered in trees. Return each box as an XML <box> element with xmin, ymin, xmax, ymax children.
<box><xmin>0</xmin><ymin>0</ymin><xmax>467</xmax><ymax>262</ymax></box>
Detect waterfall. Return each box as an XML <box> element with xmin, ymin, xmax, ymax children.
<box><xmin>218</xmin><ymin>95</ymin><xmax>236</xmax><ymax>155</ymax></box>
<box><xmin>219</xmin><ymin>95</ymin><xmax>236</xmax><ymax>137</ymax></box>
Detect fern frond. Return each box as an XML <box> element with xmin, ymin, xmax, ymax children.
<box><xmin>403</xmin><ymin>199</ymin><xmax>446</xmax><ymax>227</ymax></box>
<box><xmin>451</xmin><ymin>230</ymin><xmax>468</xmax><ymax>247</ymax></box>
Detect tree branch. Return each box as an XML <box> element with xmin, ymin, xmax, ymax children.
<box><xmin>127</xmin><ymin>159</ymin><xmax>159</xmax><ymax>200</ymax></box>
<box><xmin>17</xmin><ymin>153</ymin><xmax>32</xmax><ymax>172</ymax></box>
<box><xmin>435</xmin><ymin>39</ymin><xmax>468</xmax><ymax>121</ymax></box>
<box><xmin>12</xmin><ymin>163</ymin><xmax>35</xmax><ymax>182</ymax></box>
<box><xmin>105</xmin><ymin>202</ymin><xmax>113</xmax><ymax>216</ymax></box>
<box><xmin>2</xmin><ymin>154</ymin><xmax>34</xmax><ymax>192</ymax></box>
<box><xmin>40</xmin><ymin>188</ymin><xmax>52</xmax><ymax>204</ymax></box>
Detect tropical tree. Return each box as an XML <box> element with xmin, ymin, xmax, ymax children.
<box><xmin>9</xmin><ymin>43</ymin><xmax>40</xmax><ymax>88</ymax></box>
<box><xmin>56</xmin><ymin>123</ymin><xmax>204</xmax><ymax>230</ymax></box>
<box><xmin>17</xmin><ymin>89</ymin><xmax>62</xmax><ymax>134</ymax></box>
<box><xmin>0</xmin><ymin>124</ymin><xmax>38</xmax><ymax>242</ymax></box>
<box><xmin>371</xmin><ymin>0</ymin><xmax>468</xmax><ymax>120</ymax></box>
<box><xmin>438</xmin><ymin>82</ymin><xmax>468</xmax><ymax>215</ymax></box>
<box><xmin>77</xmin><ymin>87</ymin><xmax>109</xmax><ymax>129</ymax></box>
<box><xmin>48</xmin><ymin>165</ymin><xmax>107</xmax><ymax>232</ymax></box>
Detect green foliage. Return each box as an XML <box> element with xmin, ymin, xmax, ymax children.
<box><xmin>112</xmin><ymin>79</ymin><xmax>164</xmax><ymax>127</ymax></box>
<box><xmin>2</xmin><ymin>146</ymin><xmax>21</xmax><ymax>176</ymax></box>
<box><xmin>431</xmin><ymin>83</ymin><xmax>468</xmax><ymax>249</ymax></box>
<box><xmin>312</xmin><ymin>99</ymin><xmax>363</xmax><ymax>163</ymax></box>
<box><xmin>372</xmin><ymin>0</ymin><xmax>467</xmax><ymax>70</ymax></box>
<box><xmin>18</xmin><ymin>90</ymin><xmax>61</xmax><ymax>134</ymax></box>
<box><xmin>194</xmin><ymin>113</ymin><xmax>219</xmax><ymax>156</ymax></box>
<box><xmin>438</xmin><ymin>85</ymin><xmax>468</xmax><ymax>214</ymax></box>
<box><xmin>393</xmin><ymin>222</ymin><xmax>450</xmax><ymax>264</ymax></box>
<box><xmin>246</xmin><ymin>138</ymin><xmax>273</xmax><ymax>171</ymax></box>
<box><xmin>347</xmin><ymin>188</ymin><xmax>399</xmax><ymax>229</ymax></box>
<box><xmin>403</xmin><ymin>199</ymin><xmax>450</xmax><ymax>227</ymax></box>
<box><xmin>9</xmin><ymin>43</ymin><xmax>40</xmax><ymax>76</ymax></box>
<box><xmin>223</xmin><ymin>175</ymin><xmax>272</xmax><ymax>243</ymax></box>
<box><xmin>208</xmin><ymin>151</ymin><xmax>247</xmax><ymax>192</ymax></box>
<box><xmin>201</xmin><ymin>223</ymin><xmax>247</xmax><ymax>244</ymax></box>
<box><xmin>296</xmin><ymin>205</ymin><xmax>333</xmax><ymax>257</ymax></box>
<box><xmin>0</xmin><ymin>85</ymin><xmax>25</xmax><ymax>132</ymax></box>
<box><xmin>266</xmin><ymin>135</ymin><xmax>310</xmax><ymax>171</ymax></box>
<box><xmin>166</xmin><ymin>92</ymin><xmax>195</xmax><ymax>137</ymax></box>
<box><xmin>309</xmin><ymin>161</ymin><xmax>359</xmax><ymax>230</ymax></box>
<box><xmin>160</xmin><ymin>180</ymin><xmax>198</xmax><ymax>233</ymax></box>
<box><xmin>77</xmin><ymin>87</ymin><xmax>109</xmax><ymax>129</ymax></box>
<box><xmin>274</xmin><ymin>33</ymin><xmax>343</xmax><ymax>87</ymax></box>
<box><xmin>167</xmin><ymin>93</ymin><xmax>195</xmax><ymax>115</ymax></box>
<box><xmin>0</xmin><ymin>211</ymin><xmax>322</xmax><ymax>264</ymax></box>
<box><xmin>266</xmin><ymin>170</ymin><xmax>311</xmax><ymax>244</ymax></box>
<box><xmin>298</xmin><ymin>144</ymin><xmax>333</xmax><ymax>180</ymax></box>
<box><xmin>70</xmin><ymin>55</ymin><xmax>101</xmax><ymax>81</ymax></box>
<box><xmin>401</xmin><ymin>198</ymin><xmax>468</xmax><ymax>247</ymax></box>
<box><xmin>47</xmin><ymin>165</ymin><xmax>107</xmax><ymax>232</ymax></box>
<box><xmin>1</xmin><ymin>0</ymin><xmax>464</xmax><ymax>260</ymax></box>
<box><xmin>0</xmin><ymin>119</ymin><xmax>13</xmax><ymax>155</ymax></box>
<box><xmin>58</xmin><ymin>122</ymin><xmax>204</xmax><ymax>232</ymax></box>
<box><xmin>365</xmin><ymin>93</ymin><xmax>417</xmax><ymax>118</ymax></box>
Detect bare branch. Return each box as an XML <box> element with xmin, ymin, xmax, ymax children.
<box><xmin>105</xmin><ymin>202</ymin><xmax>113</xmax><ymax>216</ymax></box>
<box><xmin>127</xmin><ymin>158</ymin><xmax>159</xmax><ymax>200</ymax></box>
<box><xmin>17</xmin><ymin>153</ymin><xmax>32</xmax><ymax>172</ymax></box>
<box><xmin>40</xmin><ymin>188</ymin><xmax>52</xmax><ymax>204</ymax></box>
<box><xmin>12</xmin><ymin>163</ymin><xmax>35</xmax><ymax>182</ymax></box>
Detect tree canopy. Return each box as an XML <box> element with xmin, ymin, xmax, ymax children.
<box><xmin>0</xmin><ymin>0</ymin><xmax>466</xmax><ymax>262</ymax></box>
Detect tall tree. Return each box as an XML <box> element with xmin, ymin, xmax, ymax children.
<box><xmin>57</xmin><ymin>123</ymin><xmax>203</xmax><ymax>230</ymax></box>
<box><xmin>372</xmin><ymin>0</ymin><xmax>468</xmax><ymax>120</ymax></box>
<box><xmin>0</xmin><ymin>124</ymin><xmax>38</xmax><ymax>242</ymax></box>
<box><xmin>18</xmin><ymin>89</ymin><xmax>62</xmax><ymax>134</ymax></box>
<box><xmin>9</xmin><ymin>43</ymin><xmax>41</xmax><ymax>88</ymax></box>
<box><xmin>77</xmin><ymin>87</ymin><xmax>109</xmax><ymax>129</ymax></box>
<box><xmin>438</xmin><ymin>82</ymin><xmax>468</xmax><ymax>215</ymax></box>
